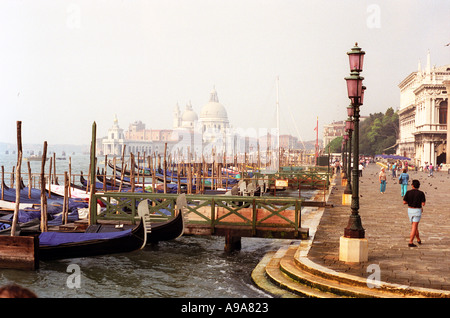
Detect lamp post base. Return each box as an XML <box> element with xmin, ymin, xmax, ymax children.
<box><xmin>344</xmin><ymin>228</ymin><xmax>365</xmax><ymax>238</ymax></box>
<box><xmin>344</xmin><ymin>212</ymin><xmax>365</xmax><ymax>238</ymax></box>
<box><xmin>339</xmin><ymin>236</ymin><xmax>368</xmax><ymax>263</ymax></box>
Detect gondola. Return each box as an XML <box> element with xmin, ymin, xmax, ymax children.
<box><xmin>39</xmin><ymin>217</ymin><xmax>147</xmax><ymax>260</ymax></box>
<box><xmin>0</xmin><ymin>181</ymin><xmax>89</xmax><ymax>215</ymax></box>
<box><xmin>39</xmin><ymin>197</ymin><xmax>185</xmax><ymax>260</ymax></box>
<box><xmin>146</xmin><ymin>206</ymin><xmax>184</xmax><ymax>243</ymax></box>
<box><xmin>79</xmin><ymin>172</ymin><xmax>121</xmax><ymax>192</ymax></box>
<box><xmin>93</xmin><ymin>173</ymin><xmax>181</xmax><ymax>194</ymax></box>
<box><xmin>152</xmin><ymin>172</ymin><xmax>238</xmax><ymax>189</ymax></box>
<box><xmin>107</xmin><ymin>159</ymin><xmax>151</xmax><ymax>176</ymax></box>
<box><xmin>137</xmin><ymin>198</ymin><xmax>184</xmax><ymax>244</ymax></box>
<box><xmin>108</xmin><ymin>160</ymin><xmax>239</xmax><ymax>189</ymax></box>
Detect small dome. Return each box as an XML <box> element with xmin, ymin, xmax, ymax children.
<box><xmin>200</xmin><ymin>88</ymin><xmax>228</xmax><ymax>120</ymax></box>
<box><xmin>181</xmin><ymin>102</ymin><xmax>198</xmax><ymax>128</ymax></box>
<box><xmin>182</xmin><ymin>109</ymin><xmax>198</xmax><ymax>122</ymax></box>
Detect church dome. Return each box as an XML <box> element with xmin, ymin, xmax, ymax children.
<box><xmin>200</xmin><ymin>88</ymin><xmax>228</xmax><ymax>120</ymax></box>
<box><xmin>180</xmin><ymin>102</ymin><xmax>198</xmax><ymax>128</ymax></box>
<box><xmin>182</xmin><ymin>107</ymin><xmax>198</xmax><ymax>122</ymax></box>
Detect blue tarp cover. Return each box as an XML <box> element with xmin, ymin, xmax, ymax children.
<box><xmin>39</xmin><ymin>229</ymin><xmax>132</xmax><ymax>246</ymax></box>
<box><xmin>375</xmin><ymin>154</ymin><xmax>411</xmax><ymax>160</ymax></box>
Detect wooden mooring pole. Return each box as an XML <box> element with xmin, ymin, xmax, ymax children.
<box><xmin>11</xmin><ymin>121</ymin><xmax>22</xmax><ymax>236</ymax></box>
<box><xmin>40</xmin><ymin>141</ymin><xmax>48</xmax><ymax>232</ymax></box>
<box><xmin>0</xmin><ymin>121</ymin><xmax>39</xmax><ymax>270</ymax></box>
<box><xmin>224</xmin><ymin>232</ymin><xmax>241</xmax><ymax>253</ymax></box>
<box><xmin>88</xmin><ymin>121</ymin><xmax>97</xmax><ymax>225</ymax></box>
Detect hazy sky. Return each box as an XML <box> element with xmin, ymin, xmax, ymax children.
<box><xmin>1</xmin><ymin>0</ymin><xmax>449</xmax><ymax>146</ymax></box>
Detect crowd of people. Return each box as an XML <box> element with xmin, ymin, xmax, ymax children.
<box><xmin>377</xmin><ymin>160</ymin><xmax>430</xmax><ymax>248</ymax></box>
<box><xmin>385</xmin><ymin>160</ymin><xmax>443</xmax><ymax>178</ymax></box>
<box><xmin>331</xmin><ymin>157</ymin><xmax>372</xmax><ymax>177</ymax></box>
<box><xmin>333</xmin><ymin>156</ymin><xmax>431</xmax><ymax>249</ymax></box>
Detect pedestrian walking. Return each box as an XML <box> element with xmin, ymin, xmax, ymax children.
<box><xmin>398</xmin><ymin>168</ymin><xmax>409</xmax><ymax>197</ymax></box>
<box><xmin>359</xmin><ymin>162</ymin><xmax>364</xmax><ymax>177</ymax></box>
<box><xmin>402</xmin><ymin>179</ymin><xmax>426</xmax><ymax>247</ymax></box>
<box><xmin>379</xmin><ymin>168</ymin><xmax>387</xmax><ymax>194</ymax></box>
<box><xmin>334</xmin><ymin>160</ymin><xmax>340</xmax><ymax>174</ymax></box>
<box><xmin>391</xmin><ymin>162</ymin><xmax>397</xmax><ymax>177</ymax></box>
<box><xmin>428</xmin><ymin>163</ymin><xmax>434</xmax><ymax>177</ymax></box>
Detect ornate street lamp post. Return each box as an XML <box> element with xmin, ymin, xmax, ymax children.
<box><xmin>344</xmin><ymin>43</ymin><xmax>365</xmax><ymax>239</ymax></box>
<box><xmin>342</xmin><ymin>135</ymin><xmax>348</xmax><ymax>178</ymax></box>
<box><xmin>344</xmin><ymin>111</ymin><xmax>354</xmax><ymax>195</ymax></box>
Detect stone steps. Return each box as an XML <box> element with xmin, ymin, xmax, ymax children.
<box><xmin>254</xmin><ymin>243</ymin><xmax>450</xmax><ymax>298</ymax></box>
<box><xmin>264</xmin><ymin>252</ymin><xmax>339</xmax><ymax>298</ymax></box>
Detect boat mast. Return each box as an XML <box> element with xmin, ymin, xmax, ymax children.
<box><xmin>315</xmin><ymin>116</ymin><xmax>319</xmax><ymax>165</ymax></box>
<box><xmin>276</xmin><ymin>76</ymin><xmax>280</xmax><ymax>171</ymax></box>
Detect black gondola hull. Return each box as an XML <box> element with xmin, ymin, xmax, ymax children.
<box><xmin>147</xmin><ymin>210</ymin><xmax>184</xmax><ymax>243</ymax></box>
<box><xmin>39</xmin><ymin>220</ymin><xmax>146</xmax><ymax>261</ymax></box>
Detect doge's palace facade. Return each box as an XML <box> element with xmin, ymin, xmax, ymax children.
<box><xmin>397</xmin><ymin>51</ymin><xmax>450</xmax><ymax>167</ymax></box>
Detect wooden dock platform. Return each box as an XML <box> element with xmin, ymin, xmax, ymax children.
<box><xmin>0</xmin><ymin>236</ymin><xmax>39</xmax><ymax>270</ymax></box>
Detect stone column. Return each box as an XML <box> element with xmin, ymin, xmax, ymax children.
<box><xmin>444</xmin><ymin>81</ymin><xmax>450</xmax><ymax>165</ymax></box>
<box><xmin>431</xmin><ymin>97</ymin><xmax>436</xmax><ymax>125</ymax></box>
<box><xmin>424</xmin><ymin>141</ymin><xmax>431</xmax><ymax>165</ymax></box>
<box><xmin>431</xmin><ymin>142</ymin><xmax>435</xmax><ymax>166</ymax></box>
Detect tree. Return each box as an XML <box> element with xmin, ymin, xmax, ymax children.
<box><xmin>326</xmin><ymin>136</ymin><xmax>343</xmax><ymax>153</ymax></box>
<box><xmin>359</xmin><ymin>107</ymin><xmax>399</xmax><ymax>156</ymax></box>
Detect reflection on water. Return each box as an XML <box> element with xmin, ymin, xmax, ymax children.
<box><xmin>0</xmin><ymin>235</ymin><xmax>288</xmax><ymax>298</ymax></box>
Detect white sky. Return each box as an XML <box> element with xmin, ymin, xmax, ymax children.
<box><xmin>1</xmin><ymin>0</ymin><xmax>449</xmax><ymax>146</ymax></box>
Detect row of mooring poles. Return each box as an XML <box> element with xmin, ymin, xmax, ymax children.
<box><xmin>9</xmin><ymin>122</ymin><xmax>71</xmax><ymax>234</ymax></box>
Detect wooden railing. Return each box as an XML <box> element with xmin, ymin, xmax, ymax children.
<box><xmin>90</xmin><ymin>192</ymin><xmax>304</xmax><ymax>238</ymax></box>
<box><xmin>253</xmin><ymin>169</ymin><xmax>330</xmax><ymax>189</ymax></box>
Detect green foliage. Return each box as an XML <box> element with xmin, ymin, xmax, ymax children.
<box><xmin>324</xmin><ymin>107</ymin><xmax>398</xmax><ymax>156</ymax></box>
<box><xmin>326</xmin><ymin>136</ymin><xmax>343</xmax><ymax>153</ymax></box>
<box><xmin>359</xmin><ymin>107</ymin><xmax>399</xmax><ymax>156</ymax></box>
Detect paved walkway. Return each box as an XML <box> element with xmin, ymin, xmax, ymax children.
<box><xmin>307</xmin><ymin>163</ymin><xmax>450</xmax><ymax>291</ymax></box>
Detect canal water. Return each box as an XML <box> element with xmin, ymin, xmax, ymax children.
<box><xmin>0</xmin><ymin>152</ymin><xmax>313</xmax><ymax>298</ymax></box>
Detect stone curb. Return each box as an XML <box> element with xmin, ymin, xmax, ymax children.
<box><xmin>253</xmin><ymin>172</ymin><xmax>450</xmax><ymax>298</ymax></box>
<box><xmin>295</xmin><ymin>248</ymin><xmax>450</xmax><ymax>298</ymax></box>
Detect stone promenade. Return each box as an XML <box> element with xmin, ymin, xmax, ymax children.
<box><xmin>307</xmin><ymin>162</ymin><xmax>450</xmax><ymax>290</ymax></box>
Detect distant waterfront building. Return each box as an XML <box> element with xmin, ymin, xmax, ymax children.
<box><xmin>100</xmin><ymin>88</ymin><xmax>232</xmax><ymax>158</ymax></box>
<box><xmin>99</xmin><ymin>87</ymin><xmax>305</xmax><ymax>164</ymax></box>
<box><xmin>101</xmin><ymin>114</ymin><xmax>125</xmax><ymax>156</ymax></box>
<box><xmin>397</xmin><ymin>51</ymin><xmax>450</xmax><ymax>166</ymax></box>
<box><xmin>199</xmin><ymin>88</ymin><xmax>230</xmax><ymax>142</ymax></box>
<box><xmin>173</xmin><ymin>101</ymin><xmax>198</xmax><ymax>130</ymax></box>
<box><xmin>322</xmin><ymin>121</ymin><xmax>345</xmax><ymax>148</ymax></box>
<box><xmin>280</xmin><ymin>134</ymin><xmax>298</xmax><ymax>149</ymax></box>
<box><xmin>101</xmin><ymin>117</ymin><xmax>178</xmax><ymax>157</ymax></box>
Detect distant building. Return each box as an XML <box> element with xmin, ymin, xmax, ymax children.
<box><xmin>173</xmin><ymin>101</ymin><xmax>198</xmax><ymax>130</ymax></box>
<box><xmin>280</xmin><ymin>134</ymin><xmax>298</xmax><ymax>149</ymax></box>
<box><xmin>198</xmin><ymin>88</ymin><xmax>230</xmax><ymax>143</ymax></box>
<box><xmin>397</xmin><ymin>51</ymin><xmax>450</xmax><ymax>166</ymax></box>
<box><xmin>322</xmin><ymin>121</ymin><xmax>345</xmax><ymax>148</ymax></box>
<box><xmin>99</xmin><ymin>88</ymin><xmax>308</xmax><ymax>164</ymax></box>
<box><xmin>100</xmin><ymin>88</ymin><xmax>234</xmax><ymax>158</ymax></box>
<box><xmin>101</xmin><ymin>115</ymin><xmax>125</xmax><ymax>156</ymax></box>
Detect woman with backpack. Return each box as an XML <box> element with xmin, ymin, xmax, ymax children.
<box><xmin>399</xmin><ymin>168</ymin><xmax>409</xmax><ymax>197</ymax></box>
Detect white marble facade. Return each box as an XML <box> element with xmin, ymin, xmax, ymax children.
<box><xmin>397</xmin><ymin>51</ymin><xmax>450</xmax><ymax>167</ymax></box>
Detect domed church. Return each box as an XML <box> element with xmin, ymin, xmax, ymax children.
<box><xmin>173</xmin><ymin>101</ymin><xmax>198</xmax><ymax>129</ymax></box>
<box><xmin>100</xmin><ymin>88</ymin><xmax>251</xmax><ymax>158</ymax></box>
<box><xmin>199</xmin><ymin>88</ymin><xmax>230</xmax><ymax>135</ymax></box>
<box><xmin>173</xmin><ymin>88</ymin><xmax>230</xmax><ymax>143</ymax></box>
